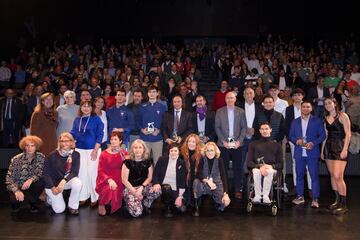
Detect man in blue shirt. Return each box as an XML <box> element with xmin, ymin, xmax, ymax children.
<box><xmin>139</xmin><ymin>85</ymin><xmax>167</xmax><ymax>166</ymax></box>
<box><xmin>106</xmin><ymin>89</ymin><xmax>134</xmax><ymax>148</ymax></box>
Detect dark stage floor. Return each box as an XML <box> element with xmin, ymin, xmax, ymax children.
<box><xmin>0</xmin><ymin>172</ymin><xmax>360</xmax><ymax>240</ymax></box>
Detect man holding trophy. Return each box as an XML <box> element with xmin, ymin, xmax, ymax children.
<box><xmin>139</xmin><ymin>85</ymin><xmax>167</xmax><ymax>166</ymax></box>
<box><xmin>191</xmin><ymin>95</ymin><xmax>216</xmax><ymax>143</ymax></box>
<box><xmin>289</xmin><ymin>100</ymin><xmax>326</xmax><ymax>208</ymax></box>
<box><xmin>162</xmin><ymin>95</ymin><xmax>193</xmax><ymax>150</ymax></box>
<box><xmin>215</xmin><ymin>91</ymin><xmax>247</xmax><ymax>199</ymax></box>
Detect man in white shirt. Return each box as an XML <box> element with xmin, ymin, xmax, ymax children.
<box><xmin>351</xmin><ymin>65</ymin><xmax>360</xmax><ymax>85</ymax></box>
<box><xmin>269</xmin><ymin>84</ymin><xmax>288</xmax><ymax>117</ymax></box>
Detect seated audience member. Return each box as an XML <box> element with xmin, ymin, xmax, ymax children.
<box><xmin>96</xmin><ymin>131</ymin><xmax>128</xmax><ymax>216</ymax></box>
<box><xmin>44</xmin><ymin>133</ymin><xmax>82</xmax><ymax>215</ymax></box>
<box><xmin>193</xmin><ymin>142</ymin><xmax>231</xmax><ymax>216</ymax></box>
<box><xmin>247</xmin><ymin>122</ymin><xmax>283</xmax><ymax>203</ymax></box>
<box><xmin>121</xmin><ymin>139</ymin><xmax>161</xmax><ymax>217</ymax></box>
<box><xmin>6</xmin><ymin>135</ymin><xmax>45</xmax><ymax>213</ymax></box>
<box><xmin>152</xmin><ymin>144</ymin><xmax>187</xmax><ymax>217</ymax></box>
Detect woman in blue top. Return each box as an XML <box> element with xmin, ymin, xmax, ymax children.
<box><xmin>71</xmin><ymin>100</ymin><xmax>104</xmax><ymax>206</ymax></box>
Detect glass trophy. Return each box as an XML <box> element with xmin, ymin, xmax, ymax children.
<box><xmin>172</xmin><ymin>132</ymin><xmax>179</xmax><ymax>142</ymax></box>
<box><xmin>199</xmin><ymin>131</ymin><xmax>205</xmax><ymax>142</ymax></box>
<box><xmin>147</xmin><ymin>122</ymin><xmax>155</xmax><ymax>134</ymax></box>
<box><xmin>256</xmin><ymin>156</ymin><xmax>265</xmax><ymax>165</ymax></box>
<box><xmin>228</xmin><ymin>137</ymin><xmax>235</xmax><ymax>149</ymax></box>
<box><xmin>302</xmin><ymin>136</ymin><xmax>308</xmax><ymax>149</ymax></box>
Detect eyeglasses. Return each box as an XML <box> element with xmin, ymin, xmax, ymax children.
<box><xmin>59</xmin><ymin>140</ymin><xmax>72</xmax><ymax>143</ymax></box>
<box><xmin>206</xmin><ymin>149</ymin><xmax>215</xmax><ymax>152</ymax></box>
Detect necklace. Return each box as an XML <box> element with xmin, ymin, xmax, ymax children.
<box><xmin>79</xmin><ymin>115</ymin><xmax>90</xmax><ymax>134</ymax></box>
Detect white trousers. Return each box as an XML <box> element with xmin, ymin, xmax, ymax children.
<box><xmin>76</xmin><ymin>148</ymin><xmax>100</xmax><ymax>202</ymax></box>
<box><xmin>45</xmin><ymin>177</ymin><xmax>82</xmax><ymax>213</ymax></box>
<box><xmin>289</xmin><ymin>142</ymin><xmax>312</xmax><ymax>189</ymax></box>
<box><xmin>252</xmin><ymin>168</ymin><xmax>276</xmax><ymax>199</ymax></box>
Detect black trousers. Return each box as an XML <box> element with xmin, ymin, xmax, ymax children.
<box><xmin>8</xmin><ymin>180</ymin><xmax>44</xmax><ymax>209</ymax></box>
<box><xmin>219</xmin><ymin>146</ymin><xmax>243</xmax><ymax>192</ymax></box>
<box><xmin>2</xmin><ymin>119</ymin><xmax>20</xmax><ymax>147</ymax></box>
<box><xmin>161</xmin><ymin>184</ymin><xmax>186</xmax><ymax>212</ymax></box>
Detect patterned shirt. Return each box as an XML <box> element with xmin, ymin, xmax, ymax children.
<box><xmin>6</xmin><ymin>152</ymin><xmax>45</xmax><ymax>192</ymax></box>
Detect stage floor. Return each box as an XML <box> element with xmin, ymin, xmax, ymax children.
<box><xmin>0</xmin><ymin>173</ymin><xmax>359</xmax><ymax>240</ymax></box>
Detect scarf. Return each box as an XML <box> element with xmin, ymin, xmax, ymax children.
<box><xmin>43</xmin><ymin>108</ymin><xmax>57</xmax><ymax>122</ymax></box>
<box><xmin>196</xmin><ymin>106</ymin><xmax>207</xmax><ymax>121</ymax></box>
<box><xmin>59</xmin><ymin>149</ymin><xmax>73</xmax><ymax>178</ymax></box>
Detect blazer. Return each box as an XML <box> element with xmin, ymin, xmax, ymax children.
<box><xmin>162</xmin><ymin>109</ymin><xmax>193</xmax><ymax>141</ymax></box>
<box><xmin>152</xmin><ymin>156</ymin><xmax>186</xmax><ymax>190</ymax></box>
<box><xmin>284</xmin><ymin>105</ymin><xmax>298</xmax><ymax>138</ymax></box>
<box><xmin>0</xmin><ymin>97</ymin><xmax>25</xmax><ymax>131</ymax></box>
<box><xmin>307</xmin><ymin>86</ymin><xmax>330</xmax><ymax>103</ymax></box>
<box><xmin>191</xmin><ymin>109</ymin><xmax>216</xmax><ymax>142</ymax></box>
<box><xmin>237</xmin><ymin>101</ymin><xmax>262</xmax><ymax>128</ymax></box>
<box><xmin>215</xmin><ymin>106</ymin><xmax>247</xmax><ymax>147</ymax></box>
<box><xmin>289</xmin><ymin>115</ymin><xmax>326</xmax><ymax>159</ymax></box>
<box><xmin>273</xmin><ymin>75</ymin><xmax>291</xmax><ymax>87</ymax></box>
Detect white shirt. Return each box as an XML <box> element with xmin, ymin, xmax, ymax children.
<box><xmin>197</xmin><ymin>114</ymin><xmax>206</xmax><ymax>134</ymax></box>
<box><xmin>227</xmin><ymin>106</ymin><xmax>235</xmax><ymax>138</ymax></box>
<box><xmin>351</xmin><ymin>72</ymin><xmax>360</xmax><ymax>85</ymax></box>
<box><xmin>174</xmin><ymin>109</ymin><xmax>182</xmax><ymax>121</ymax></box>
<box><xmin>294</xmin><ymin>105</ymin><xmax>301</xmax><ymax>119</ymax></box>
<box><xmin>99</xmin><ymin>110</ymin><xmax>108</xmax><ymax>143</ymax></box>
<box><xmin>274</xmin><ymin>98</ymin><xmax>288</xmax><ymax>117</ymax></box>
<box><xmin>163</xmin><ymin>158</ymin><xmax>177</xmax><ymax>190</ymax></box>
<box><xmin>316</xmin><ymin>87</ymin><xmax>324</xmax><ymax>106</ymax></box>
<box><xmin>279</xmin><ymin>77</ymin><xmax>286</xmax><ymax>90</ymax></box>
<box><xmin>244</xmin><ymin>102</ymin><xmax>255</xmax><ymax>128</ymax></box>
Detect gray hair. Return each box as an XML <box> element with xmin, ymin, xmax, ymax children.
<box><xmin>64</xmin><ymin>90</ymin><xmax>76</xmax><ymax>99</ymax></box>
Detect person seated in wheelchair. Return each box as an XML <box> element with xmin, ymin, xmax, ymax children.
<box><xmin>247</xmin><ymin>122</ymin><xmax>283</xmax><ymax>204</ymax></box>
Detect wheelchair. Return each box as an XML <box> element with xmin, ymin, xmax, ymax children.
<box><xmin>246</xmin><ymin>168</ymin><xmax>283</xmax><ymax>216</ymax></box>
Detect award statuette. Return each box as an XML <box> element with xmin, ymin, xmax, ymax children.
<box><xmin>172</xmin><ymin>132</ymin><xmax>179</xmax><ymax>142</ymax></box>
<box><xmin>147</xmin><ymin>122</ymin><xmax>155</xmax><ymax>134</ymax></box>
<box><xmin>228</xmin><ymin>137</ymin><xmax>235</xmax><ymax>149</ymax></box>
<box><xmin>301</xmin><ymin>136</ymin><xmax>308</xmax><ymax>149</ymax></box>
<box><xmin>199</xmin><ymin>131</ymin><xmax>205</xmax><ymax>142</ymax></box>
<box><xmin>256</xmin><ymin>156</ymin><xmax>265</xmax><ymax>165</ymax></box>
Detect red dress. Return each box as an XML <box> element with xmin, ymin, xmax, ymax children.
<box><xmin>96</xmin><ymin>149</ymin><xmax>127</xmax><ymax>213</ymax></box>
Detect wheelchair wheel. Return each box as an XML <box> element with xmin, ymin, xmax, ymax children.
<box><xmin>271</xmin><ymin>205</ymin><xmax>278</xmax><ymax>216</ymax></box>
<box><xmin>246</xmin><ymin>202</ymin><xmax>253</xmax><ymax>213</ymax></box>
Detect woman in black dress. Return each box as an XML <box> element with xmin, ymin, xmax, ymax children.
<box><xmin>323</xmin><ymin>97</ymin><xmax>351</xmax><ymax>214</ymax></box>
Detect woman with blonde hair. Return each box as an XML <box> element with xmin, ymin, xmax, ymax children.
<box><xmin>180</xmin><ymin>134</ymin><xmax>203</xmax><ymax>207</ymax></box>
<box><xmin>121</xmin><ymin>139</ymin><xmax>160</xmax><ymax>217</ymax></box>
<box><xmin>30</xmin><ymin>92</ymin><xmax>58</xmax><ymax>156</ymax></box>
<box><xmin>6</xmin><ymin>135</ymin><xmax>45</xmax><ymax>213</ymax></box>
<box><xmin>192</xmin><ymin>142</ymin><xmax>230</xmax><ymax>216</ymax></box>
<box><xmin>43</xmin><ymin>132</ymin><xmax>82</xmax><ymax>215</ymax></box>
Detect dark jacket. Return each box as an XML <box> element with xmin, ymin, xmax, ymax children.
<box><xmin>191</xmin><ymin>109</ymin><xmax>216</xmax><ymax>142</ymax></box>
<box><xmin>162</xmin><ymin>109</ymin><xmax>193</xmax><ymax>141</ymax></box>
<box><xmin>153</xmin><ymin>156</ymin><xmax>187</xmax><ymax>190</ymax></box>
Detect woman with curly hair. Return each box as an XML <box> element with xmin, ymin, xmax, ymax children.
<box><xmin>180</xmin><ymin>134</ymin><xmax>203</xmax><ymax>208</ymax></box>
<box><xmin>6</xmin><ymin>135</ymin><xmax>45</xmax><ymax>213</ymax></box>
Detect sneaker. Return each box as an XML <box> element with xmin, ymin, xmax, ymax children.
<box><xmin>30</xmin><ymin>205</ymin><xmax>39</xmax><ymax>213</ymax></box>
<box><xmin>292</xmin><ymin>196</ymin><xmax>305</xmax><ymax>205</ymax></box>
<box><xmin>263</xmin><ymin>196</ymin><xmax>271</xmax><ymax>204</ymax></box>
<box><xmin>68</xmin><ymin>207</ymin><xmax>79</xmax><ymax>215</ymax></box>
<box><xmin>311</xmin><ymin>199</ymin><xmax>319</xmax><ymax>208</ymax></box>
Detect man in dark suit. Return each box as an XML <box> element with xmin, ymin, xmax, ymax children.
<box><xmin>191</xmin><ymin>95</ymin><xmax>216</xmax><ymax>143</ymax></box>
<box><xmin>26</xmin><ymin>85</ymin><xmax>43</xmax><ymax>130</ymax></box>
<box><xmin>162</xmin><ymin>95</ymin><xmax>193</xmax><ymax>148</ymax></box>
<box><xmin>185</xmin><ymin>80</ymin><xmax>201</xmax><ymax>112</ymax></box>
<box><xmin>289</xmin><ymin>100</ymin><xmax>326</xmax><ymax>208</ymax></box>
<box><xmin>307</xmin><ymin>76</ymin><xmax>330</xmax><ymax>118</ymax></box>
<box><xmin>237</xmin><ymin>87</ymin><xmax>262</xmax><ymax>198</ymax></box>
<box><xmin>215</xmin><ymin>91</ymin><xmax>247</xmax><ymax>198</ymax></box>
<box><xmin>0</xmin><ymin>88</ymin><xmax>25</xmax><ymax>147</ymax></box>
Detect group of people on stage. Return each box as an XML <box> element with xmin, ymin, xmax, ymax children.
<box><xmin>5</xmin><ymin>83</ymin><xmax>352</xmax><ymax>217</ymax></box>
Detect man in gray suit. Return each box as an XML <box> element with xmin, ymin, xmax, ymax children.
<box><xmin>215</xmin><ymin>91</ymin><xmax>247</xmax><ymax>199</ymax></box>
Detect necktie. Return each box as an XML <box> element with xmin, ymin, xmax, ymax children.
<box><xmin>174</xmin><ymin>110</ymin><xmax>180</xmax><ymax>132</ymax></box>
<box><xmin>5</xmin><ymin>99</ymin><xmax>12</xmax><ymax>119</ymax></box>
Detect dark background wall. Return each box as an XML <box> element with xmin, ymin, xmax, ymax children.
<box><xmin>0</xmin><ymin>0</ymin><xmax>358</xmax><ymax>57</ymax></box>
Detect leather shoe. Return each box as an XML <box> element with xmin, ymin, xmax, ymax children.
<box><xmin>90</xmin><ymin>201</ymin><xmax>98</xmax><ymax>208</ymax></box>
<box><xmin>68</xmin><ymin>207</ymin><xmax>79</xmax><ymax>215</ymax></box>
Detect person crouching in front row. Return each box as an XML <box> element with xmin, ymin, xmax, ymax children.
<box><xmin>121</xmin><ymin>139</ymin><xmax>161</xmax><ymax>217</ymax></box>
<box><xmin>152</xmin><ymin>143</ymin><xmax>187</xmax><ymax>217</ymax></box>
<box><xmin>43</xmin><ymin>133</ymin><xmax>82</xmax><ymax>215</ymax></box>
<box><xmin>193</xmin><ymin>142</ymin><xmax>231</xmax><ymax>217</ymax></box>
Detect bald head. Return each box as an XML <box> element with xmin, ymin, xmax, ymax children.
<box><xmin>225</xmin><ymin>91</ymin><xmax>237</xmax><ymax>107</ymax></box>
